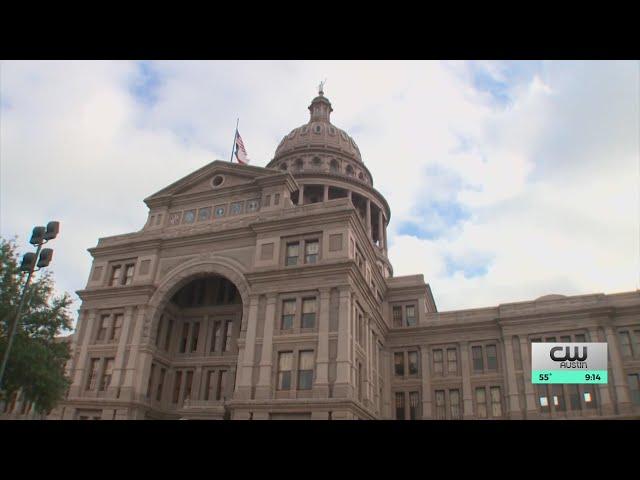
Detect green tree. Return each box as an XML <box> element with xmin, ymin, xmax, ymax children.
<box><xmin>0</xmin><ymin>237</ymin><xmax>73</xmax><ymax>415</ymax></box>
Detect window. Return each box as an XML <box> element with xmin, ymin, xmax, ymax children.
<box><xmin>409</xmin><ymin>391</ymin><xmax>420</xmax><ymax>420</ymax></box>
<box><xmin>394</xmin><ymin>352</ymin><xmax>405</xmax><ymax>376</ymax></box>
<box><xmin>216</xmin><ymin>370</ymin><xmax>227</xmax><ymax>401</ymax></box>
<box><xmin>205</xmin><ymin>371</ymin><xmax>215</xmax><ymax>401</ymax></box>
<box><xmin>109</xmin><ymin>266</ymin><xmax>121</xmax><ymax>286</ymax></box>
<box><xmin>560</xmin><ymin>335</ymin><xmax>571</xmax><ymax>342</ymax></box>
<box><xmin>190</xmin><ymin>322</ymin><xmax>200</xmax><ymax>352</ymax></box>
<box><xmin>450</xmin><ymin>389</ymin><xmax>461</xmax><ymax>419</ymax></box>
<box><xmin>490</xmin><ymin>387</ymin><xmax>502</xmax><ymax>417</ymax></box>
<box><xmin>574</xmin><ymin>334</ymin><xmax>586</xmax><ymax>342</ymax></box>
<box><xmin>472</xmin><ymin>346</ymin><xmax>484</xmax><ymax>372</ymax></box>
<box><xmin>274</xmin><ymin>193</ymin><xmax>280</xmax><ymax>205</ymax></box>
<box><xmin>223</xmin><ymin>320</ymin><xmax>233</xmax><ymax>352</ymax></box>
<box><xmin>277</xmin><ymin>352</ymin><xmax>293</xmax><ymax>390</ymax></box>
<box><xmin>111</xmin><ymin>314</ymin><xmax>123</xmax><ymax>342</ymax></box>
<box><xmin>552</xmin><ymin>385</ymin><xmax>565</xmax><ymax>412</ymax></box>
<box><xmin>97</xmin><ymin>315</ymin><xmax>109</xmax><ymax>342</ymax></box>
<box><xmin>179</xmin><ymin>323</ymin><xmax>189</xmax><ymax>353</ymax></box>
<box><xmin>156</xmin><ymin>368</ymin><xmax>166</xmax><ymax>401</ymax></box>
<box><xmin>211</xmin><ymin>321</ymin><xmax>221</xmax><ymax>352</ymax></box>
<box><xmin>628</xmin><ymin>374</ymin><xmax>640</xmax><ymax>405</ymax></box>
<box><xmin>99</xmin><ymin>358</ymin><xmax>114</xmax><ymax>391</ymax></box>
<box><xmin>247</xmin><ymin>199</ymin><xmax>260</xmax><ymax>212</ymax></box>
<box><xmin>123</xmin><ymin>264</ymin><xmax>135</xmax><ymax>285</ymax></box>
<box><xmin>406</xmin><ymin>305</ymin><xmax>416</xmax><ymax>326</ymax></box>
<box><xmin>281</xmin><ymin>300</ymin><xmax>295</xmax><ymax>330</ymax></box>
<box><xmin>286</xmin><ymin>242</ymin><xmax>299</xmax><ymax>266</ymax></box>
<box><xmin>395</xmin><ymin>392</ymin><xmax>405</xmax><ymax>420</ymax></box>
<box><xmin>230</xmin><ymin>201</ymin><xmax>243</xmax><ymax>215</ymax></box>
<box><xmin>486</xmin><ymin>345</ymin><xmax>498</xmax><ymax>371</ymax></box>
<box><xmin>447</xmin><ymin>348</ymin><xmax>457</xmax><ymax>375</ymax></box>
<box><xmin>435</xmin><ymin>390</ymin><xmax>446</xmax><ymax>419</ymax></box>
<box><xmin>215</xmin><ymin>205</ymin><xmax>226</xmax><ymax>217</ymax></box>
<box><xmin>537</xmin><ymin>385</ymin><xmax>550</xmax><ymax>412</ymax></box>
<box><xmin>301</xmin><ymin>298</ymin><xmax>316</xmax><ymax>328</ymax></box>
<box><xmin>164</xmin><ymin>319</ymin><xmax>173</xmax><ymax>352</ymax></box>
<box><xmin>433</xmin><ymin>349</ymin><xmax>443</xmax><ymax>375</ymax></box>
<box><xmin>392</xmin><ymin>306</ymin><xmax>402</xmax><ymax>328</ymax></box>
<box><xmin>173</xmin><ymin>371</ymin><xmax>182</xmax><ymax>403</ymax></box>
<box><xmin>298</xmin><ymin>351</ymin><xmax>314</xmax><ymax>390</ymax></box>
<box><xmin>475</xmin><ymin>388</ymin><xmax>487</xmax><ymax>418</ymax></box>
<box><xmin>147</xmin><ymin>364</ymin><xmax>156</xmax><ymax>398</ymax></box>
<box><xmin>182</xmin><ymin>210</ymin><xmax>196</xmax><ymax>223</ymax></box>
<box><xmin>86</xmin><ymin>359</ymin><xmax>100</xmax><ymax>391</ymax></box>
<box><xmin>198</xmin><ymin>207</ymin><xmax>212</xmax><ymax>222</ymax></box>
<box><xmin>569</xmin><ymin>385</ymin><xmax>581</xmax><ymax>411</ymax></box>
<box><xmin>408</xmin><ymin>351</ymin><xmax>419</xmax><ymax>375</ymax></box>
<box><xmin>305</xmin><ymin>240</ymin><xmax>319</xmax><ymax>264</ymax></box>
<box><xmin>583</xmin><ymin>385</ymin><xmax>597</xmax><ymax>409</ymax></box>
<box><xmin>619</xmin><ymin>331</ymin><xmax>633</xmax><ymax>357</ymax></box>
<box><xmin>184</xmin><ymin>371</ymin><xmax>193</xmax><ymax>401</ymax></box>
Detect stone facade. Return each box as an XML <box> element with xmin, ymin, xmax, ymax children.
<box><xmin>6</xmin><ymin>91</ymin><xmax>639</xmax><ymax>420</ymax></box>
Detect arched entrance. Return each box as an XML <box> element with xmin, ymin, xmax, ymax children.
<box><xmin>142</xmin><ymin>257</ymin><xmax>250</xmax><ymax>419</ymax></box>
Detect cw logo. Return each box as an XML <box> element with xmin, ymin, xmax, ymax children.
<box><xmin>550</xmin><ymin>346</ymin><xmax>587</xmax><ymax>362</ymax></box>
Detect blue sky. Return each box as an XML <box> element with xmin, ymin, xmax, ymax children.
<box><xmin>1</xmin><ymin>60</ymin><xmax>638</xmax><ymax>321</ymax></box>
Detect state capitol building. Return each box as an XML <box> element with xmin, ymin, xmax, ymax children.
<box><xmin>14</xmin><ymin>88</ymin><xmax>640</xmax><ymax>420</ymax></box>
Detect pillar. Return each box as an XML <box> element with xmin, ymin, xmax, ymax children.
<box><xmin>334</xmin><ymin>287</ymin><xmax>353</xmax><ymax>398</ymax></box>
<box><xmin>298</xmin><ymin>184</ymin><xmax>305</xmax><ymax>205</ymax></box>
<box><xmin>420</xmin><ymin>346</ymin><xmax>433</xmax><ymax>418</ymax></box>
<box><xmin>588</xmin><ymin>326</ymin><xmax>615</xmax><ymax>416</ymax></box>
<box><xmin>365</xmin><ymin>198</ymin><xmax>372</xmax><ymax>238</ymax></box>
<box><xmin>378</xmin><ymin>210</ymin><xmax>384</xmax><ymax>249</ymax></box>
<box><xmin>236</xmin><ymin>294</ymin><xmax>260</xmax><ymax>400</ymax></box>
<box><xmin>108</xmin><ymin>306</ymin><xmax>134</xmax><ymax>399</ymax></box>
<box><xmin>604</xmin><ymin>324</ymin><xmax>633</xmax><ymax>414</ymax></box>
<box><xmin>519</xmin><ymin>337</ymin><xmax>539</xmax><ymax>417</ymax></box>
<box><xmin>70</xmin><ymin>309</ymin><xmax>94</xmax><ymax>397</ymax></box>
<box><xmin>314</xmin><ymin>288</ymin><xmax>331</xmax><ymax>398</ymax></box>
<box><xmin>460</xmin><ymin>342</ymin><xmax>474</xmax><ymax>419</ymax></box>
<box><xmin>255</xmin><ymin>294</ymin><xmax>277</xmax><ymax>399</ymax></box>
<box><xmin>323</xmin><ymin>185</ymin><xmax>329</xmax><ymax>202</ymax></box>
<box><xmin>121</xmin><ymin>306</ymin><xmax>145</xmax><ymax>401</ymax></box>
<box><xmin>502</xmin><ymin>335</ymin><xmax>523</xmax><ymax>419</ymax></box>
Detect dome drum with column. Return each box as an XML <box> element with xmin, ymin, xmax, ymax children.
<box><xmin>267</xmin><ymin>90</ymin><xmax>391</xmax><ymax>266</ymax></box>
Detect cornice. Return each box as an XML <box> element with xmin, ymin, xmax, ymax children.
<box><xmin>76</xmin><ymin>284</ymin><xmax>157</xmax><ymax>302</ymax></box>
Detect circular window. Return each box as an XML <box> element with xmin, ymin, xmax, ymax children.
<box><xmin>358</xmin><ymin>172</ymin><xmax>364</xmax><ymax>180</ymax></box>
<box><xmin>280</xmin><ymin>163</ymin><xmax>288</xmax><ymax>170</ymax></box>
<box><xmin>312</xmin><ymin>157</ymin><xmax>322</xmax><ymax>167</ymax></box>
<box><xmin>212</xmin><ymin>175</ymin><xmax>225</xmax><ymax>188</ymax></box>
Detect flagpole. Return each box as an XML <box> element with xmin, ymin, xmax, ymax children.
<box><xmin>229</xmin><ymin>118</ymin><xmax>239</xmax><ymax>162</ymax></box>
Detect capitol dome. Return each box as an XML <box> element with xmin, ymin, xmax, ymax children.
<box><xmin>268</xmin><ymin>87</ymin><xmax>373</xmax><ymax>186</ymax></box>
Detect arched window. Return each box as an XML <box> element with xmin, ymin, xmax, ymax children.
<box><xmin>312</xmin><ymin>157</ymin><xmax>322</xmax><ymax>168</ymax></box>
<box><xmin>279</xmin><ymin>163</ymin><xmax>288</xmax><ymax>170</ymax></box>
<box><xmin>346</xmin><ymin>165</ymin><xmax>355</xmax><ymax>176</ymax></box>
<box><xmin>295</xmin><ymin>158</ymin><xmax>304</xmax><ymax>170</ymax></box>
<box><xmin>358</xmin><ymin>172</ymin><xmax>364</xmax><ymax>180</ymax></box>
<box><xmin>330</xmin><ymin>159</ymin><xmax>339</xmax><ymax>172</ymax></box>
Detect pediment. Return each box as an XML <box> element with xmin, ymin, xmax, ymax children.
<box><xmin>145</xmin><ymin>160</ymin><xmax>276</xmax><ymax>203</ymax></box>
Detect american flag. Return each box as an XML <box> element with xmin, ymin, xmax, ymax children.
<box><xmin>234</xmin><ymin>130</ymin><xmax>250</xmax><ymax>165</ymax></box>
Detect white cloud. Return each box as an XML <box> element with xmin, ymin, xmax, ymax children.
<box><xmin>1</xmin><ymin>60</ymin><xmax>637</xmax><ymax>319</ymax></box>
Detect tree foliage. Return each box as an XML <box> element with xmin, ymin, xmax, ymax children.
<box><xmin>0</xmin><ymin>237</ymin><xmax>73</xmax><ymax>414</ymax></box>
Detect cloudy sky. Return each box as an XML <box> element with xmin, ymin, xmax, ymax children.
<box><xmin>1</xmin><ymin>60</ymin><xmax>638</xmax><ymax>322</ymax></box>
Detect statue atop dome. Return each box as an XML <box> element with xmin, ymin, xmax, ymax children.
<box><xmin>318</xmin><ymin>79</ymin><xmax>326</xmax><ymax>96</ymax></box>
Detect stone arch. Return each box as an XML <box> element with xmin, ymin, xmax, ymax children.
<box><xmin>142</xmin><ymin>254</ymin><xmax>251</xmax><ymax>345</ymax></box>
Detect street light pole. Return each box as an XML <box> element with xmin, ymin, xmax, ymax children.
<box><xmin>0</xmin><ymin>222</ymin><xmax>59</xmax><ymax>391</ymax></box>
